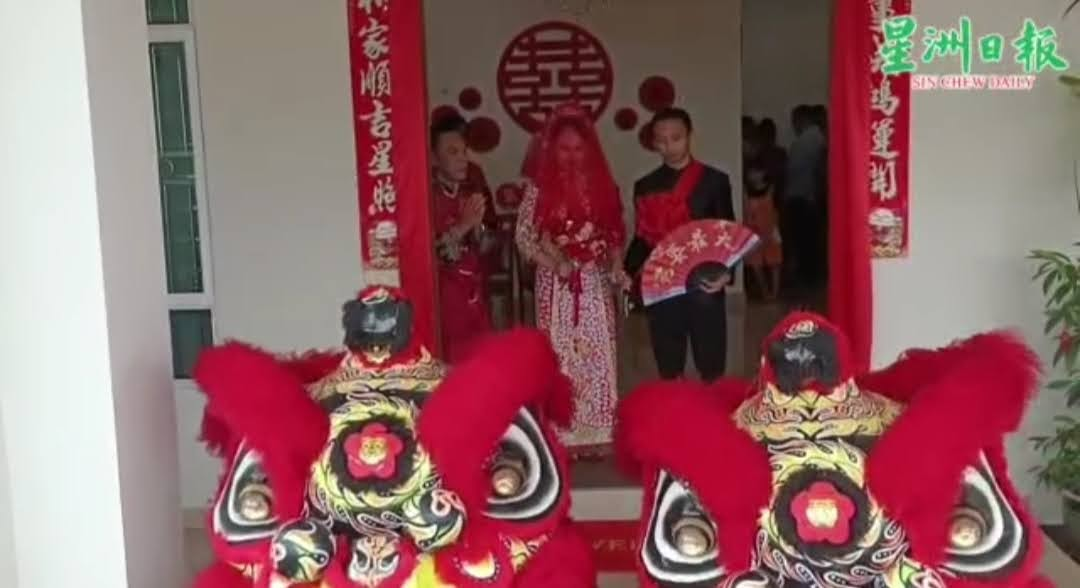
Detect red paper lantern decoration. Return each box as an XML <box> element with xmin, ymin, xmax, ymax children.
<box><xmin>638</xmin><ymin>122</ymin><xmax>656</xmax><ymax>152</ymax></box>
<box><xmin>431</xmin><ymin>104</ymin><xmax>461</xmax><ymax>125</ymax></box>
<box><xmin>466</xmin><ymin>116</ymin><xmax>501</xmax><ymax>153</ymax></box>
<box><xmin>458</xmin><ymin>87</ymin><xmax>483</xmax><ymax>111</ymax></box>
<box><xmin>638</xmin><ymin>76</ymin><xmax>676</xmax><ymax>112</ymax></box>
<box><xmin>614</xmin><ymin>107</ymin><xmax>638</xmax><ymax>131</ymax></box>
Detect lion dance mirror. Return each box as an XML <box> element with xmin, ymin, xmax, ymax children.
<box><xmin>616</xmin><ymin>312</ymin><xmax>1053</xmax><ymax>588</ymax></box>
<box><xmin>191</xmin><ymin>286</ymin><xmax>595</xmax><ymax>587</ymax></box>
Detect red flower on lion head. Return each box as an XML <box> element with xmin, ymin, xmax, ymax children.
<box><xmin>344</xmin><ymin>423</ymin><xmax>405</xmax><ymax>480</ymax></box>
<box><xmin>791</xmin><ymin>481</ymin><xmax>856</xmax><ymax>545</ymax></box>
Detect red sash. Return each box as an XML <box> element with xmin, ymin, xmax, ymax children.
<box><xmin>634</xmin><ymin>161</ymin><xmax>704</xmax><ymax>246</ymax></box>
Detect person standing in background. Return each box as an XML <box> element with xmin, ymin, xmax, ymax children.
<box><xmin>755</xmin><ymin>118</ymin><xmax>788</xmax><ymax>206</ymax></box>
<box><xmin>430</xmin><ymin>114</ymin><xmax>496</xmax><ymax>362</ymax></box>
<box><xmin>810</xmin><ymin>104</ymin><xmax>830</xmax><ymax>284</ymax></box>
<box><xmin>742</xmin><ymin>115</ymin><xmax>757</xmax><ymax>162</ymax></box>
<box><xmin>783</xmin><ymin>105</ymin><xmax>827</xmax><ymax>294</ymax></box>
<box><xmin>624</xmin><ymin>108</ymin><xmax>735</xmax><ymax>382</ymax></box>
<box><xmin>744</xmin><ymin>150</ymin><xmax>783</xmax><ymax>301</ymax></box>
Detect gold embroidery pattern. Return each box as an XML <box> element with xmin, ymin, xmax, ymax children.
<box><xmin>309</xmin><ymin>348</ymin><xmax>445</xmax><ymax>402</ymax></box>
<box><xmin>506</xmin><ymin>534</ymin><xmax>550</xmax><ymax>571</ymax></box>
<box><xmin>759</xmin><ymin>441</ymin><xmax>897</xmax><ymax>568</ymax></box>
<box><xmin>734</xmin><ymin>376</ymin><xmax>947</xmax><ymax>588</ymax></box>
<box><xmin>735</xmin><ymin>380</ymin><xmax>902</xmax><ymax>443</ymax></box>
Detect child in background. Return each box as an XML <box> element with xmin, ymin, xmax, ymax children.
<box><xmin>744</xmin><ymin>166</ymin><xmax>782</xmax><ymax>301</ymax></box>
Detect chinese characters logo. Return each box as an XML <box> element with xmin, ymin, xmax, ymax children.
<box><xmin>497</xmin><ymin>21</ymin><xmax>614</xmax><ymax>132</ymax></box>
<box><xmin>879</xmin><ymin>16</ymin><xmax>1070</xmax><ymax>90</ymax></box>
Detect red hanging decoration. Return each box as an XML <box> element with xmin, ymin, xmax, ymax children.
<box><xmin>466</xmin><ymin>116</ymin><xmax>501</xmax><ymax>153</ymax></box>
<box><xmin>430</xmin><ymin>104</ymin><xmax>461</xmax><ymax>125</ymax></box>
<box><xmin>638</xmin><ymin>122</ymin><xmax>655</xmax><ymax>152</ymax></box>
<box><xmin>348</xmin><ymin>0</ymin><xmax>438</xmax><ymax>354</ymax></box>
<box><xmin>458</xmin><ymin>87</ymin><xmax>483</xmax><ymax>111</ymax></box>
<box><xmin>867</xmin><ymin>0</ymin><xmax>912</xmax><ymax>258</ymax></box>
<box><xmin>614</xmin><ymin>107</ymin><xmax>638</xmax><ymax>131</ymax></box>
<box><xmin>638</xmin><ymin>76</ymin><xmax>676</xmax><ymax>112</ymax></box>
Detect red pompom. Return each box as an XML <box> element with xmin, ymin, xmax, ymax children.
<box><xmin>638</xmin><ymin>122</ymin><xmax>655</xmax><ymax>152</ymax></box>
<box><xmin>466</xmin><ymin>116</ymin><xmax>502</xmax><ymax>153</ymax></box>
<box><xmin>614</xmin><ymin>107</ymin><xmax>638</xmax><ymax>131</ymax></box>
<box><xmin>431</xmin><ymin>104</ymin><xmax>461</xmax><ymax>125</ymax></box>
<box><xmin>458</xmin><ymin>87</ymin><xmax>483</xmax><ymax>111</ymax></box>
<box><xmin>638</xmin><ymin>76</ymin><xmax>676</xmax><ymax>112</ymax></box>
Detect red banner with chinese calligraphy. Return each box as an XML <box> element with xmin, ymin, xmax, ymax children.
<box><xmin>868</xmin><ymin>0</ymin><xmax>912</xmax><ymax>258</ymax></box>
<box><xmin>348</xmin><ymin>0</ymin><xmax>438</xmax><ymax>353</ymax></box>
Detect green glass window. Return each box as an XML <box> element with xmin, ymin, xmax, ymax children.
<box><xmin>146</xmin><ymin>0</ymin><xmax>189</xmax><ymax>25</ymax></box>
<box><xmin>149</xmin><ymin>42</ymin><xmax>203</xmax><ymax>294</ymax></box>
<box><xmin>169</xmin><ymin>310</ymin><xmax>213</xmax><ymax>379</ymax></box>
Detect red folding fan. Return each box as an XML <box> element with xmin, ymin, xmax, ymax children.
<box><xmin>640</xmin><ymin>219</ymin><xmax>761</xmax><ymax>307</ymax></box>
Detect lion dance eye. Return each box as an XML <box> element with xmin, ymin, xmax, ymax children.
<box><xmin>490</xmin><ymin>457</ymin><xmax>527</xmax><ymax>498</ymax></box>
<box><xmin>949</xmin><ymin>508</ymin><xmax>987</xmax><ymax>550</ymax></box>
<box><xmin>238</xmin><ymin>485</ymin><xmax>273</xmax><ymax>522</ymax></box>
<box><xmin>672</xmin><ymin>517</ymin><xmax>715</xmax><ymax>558</ymax></box>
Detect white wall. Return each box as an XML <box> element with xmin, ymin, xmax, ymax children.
<box><xmin>874</xmin><ymin>0</ymin><xmax>1080</xmax><ymax>522</ymax></box>
<box><xmin>741</xmin><ymin>0</ymin><xmax>832</xmax><ymax>146</ymax></box>
<box><xmin>1</xmin><ymin>0</ymin><xmax>184</xmax><ymax>584</ymax></box>
<box><xmin>424</xmin><ymin>0</ymin><xmax>742</xmax><ymax>225</ymax></box>
<box><xmin>178</xmin><ymin>0</ymin><xmax>365</xmax><ymax>508</ymax></box>
<box><xmin>0</xmin><ymin>407</ymin><xmax>15</xmax><ymax>580</ymax></box>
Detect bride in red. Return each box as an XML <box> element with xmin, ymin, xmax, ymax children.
<box><xmin>515</xmin><ymin>104</ymin><xmax>630</xmax><ymax>456</ymax></box>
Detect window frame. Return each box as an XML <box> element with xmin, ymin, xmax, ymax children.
<box><xmin>148</xmin><ymin>22</ymin><xmax>217</xmax><ymax>381</ymax></box>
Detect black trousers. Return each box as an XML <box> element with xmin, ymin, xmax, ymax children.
<box><xmin>780</xmin><ymin>197</ymin><xmax>823</xmax><ymax>287</ymax></box>
<box><xmin>646</xmin><ymin>291</ymin><xmax>727</xmax><ymax>382</ymax></box>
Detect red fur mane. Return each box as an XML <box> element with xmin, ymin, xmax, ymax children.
<box><xmin>194</xmin><ymin>342</ymin><xmax>330</xmax><ymax>520</ymax></box>
<box><xmin>614</xmin><ymin>379</ymin><xmax>772</xmax><ymax>573</ymax></box>
<box><xmin>861</xmin><ymin>332</ymin><xmax>1042</xmax><ymax>565</ymax></box>
<box><xmin>417</xmin><ymin>328</ymin><xmax>573</xmax><ymax>522</ymax></box>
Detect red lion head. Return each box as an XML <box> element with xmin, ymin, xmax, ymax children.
<box><xmin>192</xmin><ymin>287</ymin><xmax>594</xmax><ymax>587</ymax></box>
<box><xmin>616</xmin><ymin>311</ymin><xmax>1052</xmax><ymax>588</ymax></box>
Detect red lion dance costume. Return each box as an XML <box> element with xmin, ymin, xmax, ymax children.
<box><xmin>192</xmin><ymin>286</ymin><xmax>594</xmax><ymax>587</ymax></box>
<box><xmin>617</xmin><ymin>312</ymin><xmax>1053</xmax><ymax>588</ymax></box>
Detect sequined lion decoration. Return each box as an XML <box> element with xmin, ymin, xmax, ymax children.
<box><xmin>616</xmin><ymin>312</ymin><xmax>1053</xmax><ymax>588</ymax></box>
<box><xmin>192</xmin><ymin>286</ymin><xmax>595</xmax><ymax>587</ymax></box>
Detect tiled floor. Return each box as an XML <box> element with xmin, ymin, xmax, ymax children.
<box><xmin>183</xmin><ymin>295</ymin><xmax>1080</xmax><ymax>585</ymax></box>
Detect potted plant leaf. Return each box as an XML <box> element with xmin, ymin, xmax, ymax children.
<box><xmin>1030</xmin><ymin>244</ymin><xmax>1080</xmax><ymax>542</ymax></box>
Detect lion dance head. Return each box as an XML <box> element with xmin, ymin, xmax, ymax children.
<box><xmin>192</xmin><ymin>286</ymin><xmax>595</xmax><ymax>587</ymax></box>
<box><xmin>616</xmin><ymin>312</ymin><xmax>1053</xmax><ymax>588</ymax></box>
